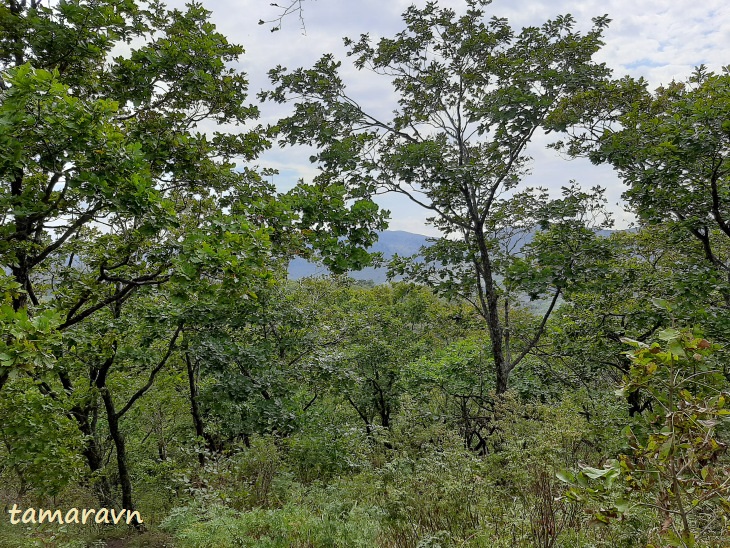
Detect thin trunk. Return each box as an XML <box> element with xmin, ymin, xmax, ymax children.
<box><xmin>474</xmin><ymin>227</ymin><xmax>508</xmax><ymax>393</ymax></box>
<box><xmin>92</xmin><ymin>321</ymin><xmax>180</xmax><ymax>527</ymax></box>
<box><xmin>83</xmin><ymin>439</ymin><xmax>113</xmax><ymax>506</ymax></box>
<box><xmin>371</xmin><ymin>376</ymin><xmax>391</xmax><ymax>428</ymax></box>
<box><xmin>379</xmin><ymin>404</ymin><xmax>390</xmax><ymax>428</ymax></box>
<box><xmin>101</xmin><ymin>388</ymin><xmax>142</xmax><ymax>529</ymax></box>
<box><xmin>92</xmin><ymin>298</ymin><xmax>141</xmax><ymax>528</ymax></box>
<box><xmin>504</xmin><ymin>297</ymin><xmax>512</xmax><ymax>373</ymax></box>
<box><xmin>10</xmin><ymin>171</ymin><xmax>30</xmax><ymax>312</ymax></box>
<box><xmin>345</xmin><ymin>394</ymin><xmax>373</xmax><ymax>436</ymax></box>
<box><xmin>668</xmin><ymin>355</ymin><xmax>691</xmax><ymax>541</ymax></box>
<box><xmin>185</xmin><ymin>352</ymin><xmax>208</xmax><ymax>465</ymax></box>
<box><xmin>36</xmin><ymin>369</ymin><xmax>115</xmax><ymax>505</ymax></box>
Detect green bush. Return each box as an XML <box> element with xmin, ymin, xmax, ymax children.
<box><xmin>161</xmin><ymin>502</ymin><xmax>382</xmax><ymax>547</ymax></box>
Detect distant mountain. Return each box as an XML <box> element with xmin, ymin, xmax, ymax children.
<box><xmin>288</xmin><ymin>228</ymin><xmax>617</xmax><ymax>283</ymax></box>
<box><xmin>288</xmin><ymin>230</ymin><xmax>431</xmax><ymax>283</ymax></box>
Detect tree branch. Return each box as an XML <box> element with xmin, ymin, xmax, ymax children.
<box><xmin>509</xmin><ymin>287</ymin><xmax>561</xmax><ymax>372</ymax></box>
<box><xmin>116</xmin><ymin>323</ymin><xmax>183</xmax><ymax>419</ymax></box>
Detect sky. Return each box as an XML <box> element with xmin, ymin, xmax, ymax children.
<box><xmin>167</xmin><ymin>0</ymin><xmax>730</xmax><ymax>236</ymax></box>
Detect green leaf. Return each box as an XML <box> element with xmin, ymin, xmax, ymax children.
<box><xmin>658</xmin><ymin>436</ymin><xmax>674</xmax><ymax>460</ymax></box>
<box><xmin>581</xmin><ymin>465</ymin><xmax>615</xmax><ymax>479</ymax></box>
<box><xmin>556</xmin><ymin>470</ymin><xmax>574</xmax><ymax>484</ymax></box>
<box><xmin>666</xmin><ymin>339</ymin><xmax>686</xmax><ymax>358</ymax></box>
<box><xmin>657</xmin><ymin>328</ymin><xmax>681</xmax><ymax>341</ymax></box>
<box><xmin>651</xmin><ymin>298</ymin><xmax>673</xmax><ymax>311</ymax></box>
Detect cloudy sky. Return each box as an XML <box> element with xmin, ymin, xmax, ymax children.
<box><xmin>168</xmin><ymin>0</ymin><xmax>729</xmax><ymax>235</ymax></box>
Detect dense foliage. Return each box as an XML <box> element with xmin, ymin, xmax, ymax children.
<box><xmin>0</xmin><ymin>0</ymin><xmax>728</xmax><ymax>547</ymax></box>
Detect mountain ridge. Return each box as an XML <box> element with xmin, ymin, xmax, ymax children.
<box><xmin>288</xmin><ymin>230</ymin><xmax>431</xmax><ymax>282</ymax></box>
<box><xmin>288</xmin><ymin>228</ymin><xmax>616</xmax><ymax>283</ymax></box>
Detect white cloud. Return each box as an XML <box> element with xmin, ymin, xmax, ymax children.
<box><xmin>165</xmin><ymin>0</ymin><xmax>729</xmax><ymax>235</ymax></box>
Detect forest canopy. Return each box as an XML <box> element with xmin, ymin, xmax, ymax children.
<box><xmin>0</xmin><ymin>0</ymin><xmax>728</xmax><ymax>546</ymax></box>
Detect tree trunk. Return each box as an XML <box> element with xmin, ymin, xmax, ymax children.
<box><xmin>474</xmin><ymin>227</ymin><xmax>508</xmax><ymax>394</ymax></box>
<box><xmin>74</xmin><ymin>402</ymin><xmax>114</xmax><ymax>506</ymax></box>
<box><xmin>58</xmin><ymin>368</ymin><xmax>115</xmax><ymax>506</ymax></box>
<box><xmin>185</xmin><ymin>352</ymin><xmax>209</xmax><ymax>465</ymax></box>
<box><xmin>101</xmin><ymin>389</ymin><xmax>142</xmax><ymax>529</ymax></box>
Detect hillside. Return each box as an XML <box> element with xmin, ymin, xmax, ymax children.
<box><xmin>288</xmin><ymin>230</ymin><xmax>431</xmax><ymax>282</ymax></box>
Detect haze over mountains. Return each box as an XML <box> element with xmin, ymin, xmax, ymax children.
<box><xmin>288</xmin><ymin>228</ymin><xmax>616</xmax><ymax>283</ymax></box>
<box><xmin>288</xmin><ymin>230</ymin><xmax>430</xmax><ymax>282</ymax></box>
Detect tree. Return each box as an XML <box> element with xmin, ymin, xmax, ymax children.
<box><xmin>0</xmin><ymin>0</ymin><xmax>265</xmax><ymax>385</ymax></box>
<box><xmin>324</xmin><ymin>281</ymin><xmax>460</xmax><ymax>437</ymax></box>
<box><xmin>552</xmin><ymin>67</ymin><xmax>730</xmax><ymax>335</ymax></box>
<box><xmin>620</xmin><ymin>328</ymin><xmax>730</xmax><ymax>546</ymax></box>
<box><xmin>181</xmin><ymin>275</ymin><xmax>340</xmax><ymax>449</ymax></box>
<box><xmin>262</xmin><ymin>0</ymin><xmax>612</xmax><ymax>393</ymax></box>
<box><xmin>543</xmin><ymin>224</ymin><xmax>730</xmax><ymax>403</ymax></box>
<box><xmin>0</xmin><ymin>0</ymin><xmax>385</xmax><ymax>518</ymax></box>
<box><xmin>560</xmin><ymin>327</ymin><xmax>730</xmax><ymax>546</ymax></box>
<box><xmin>0</xmin><ymin>0</ymin><xmax>264</xmax><ymax>517</ymax></box>
<box><xmin>260</xmin><ymin>0</ymin><xmax>308</xmax><ymax>32</ymax></box>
